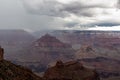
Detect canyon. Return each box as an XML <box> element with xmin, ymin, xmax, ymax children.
<box><xmin>0</xmin><ymin>30</ymin><xmax>120</xmax><ymax>80</ymax></box>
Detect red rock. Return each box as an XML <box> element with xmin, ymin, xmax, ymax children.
<box><xmin>44</xmin><ymin>60</ymin><xmax>100</xmax><ymax>80</ymax></box>
<box><xmin>34</xmin><ymin>34</ymin><xmax>71</xmax><ymax>48</ymax></box>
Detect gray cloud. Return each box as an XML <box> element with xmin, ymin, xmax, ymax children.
<box><xmin>62</xmin><ymin>1</ymin><xmax>114</xmax><ymax>17</ymax></box>
<box><xmin>0</xmin><ymin>0</ymin><xmax>120</xmax><ymax>31</ymax></box>
<box><xmin>23</xmin><ymin>0</ymin><xmax>69</xmax><ymax>17</ymax></box>
<box><xmin>87</xmin><ymin>21</ymin><xmax>120</xmax><ymax>27</ymax></box>
<box><xmin>0</xmin><ymin>0</ymin><xmax>60</xmax><ymax>31</ymax></box>
<box><xmin>23</xmin><ymin>0</ymin><xmax>117</xmax><ymax>17</ymax></box>
<box><xmin>95</xmin><ymin>22</ymin><xmax>120</xmax><ymax>27</ymax></box>
<box><xmin>117</xmin><ymin>0</ymin><xmax>120</xmax><ymax>8</ymax></box>
<box><xmin>21</xmin><ymin>0</ymin><xmax>120</xmax><ymax>30</ymax></box>
<box><xmin>65</xmin><ymin>22</ymin><xmax>79</xmax><ymax>28</ymax></box>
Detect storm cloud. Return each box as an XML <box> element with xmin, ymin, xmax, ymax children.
<box><xmin>0</xmin><ymin>0</ymin><xmax>120</xmax><ymax>31</ymax></box>
<box><xmin>23</xmin><ymin>0</ymin><xmax>117</xmax><ymax>17</ymax></box>
<box><xmin>22</xmin><ymin>0</ymin><xmax>120</xmax><ymax>30</ymax></box>
<box><xmin>22</xmin><ymin>0</ymin><xmax>68</xmax><ymax>17</ymax></box>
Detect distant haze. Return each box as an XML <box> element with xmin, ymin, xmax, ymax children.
<box><xmin>0</xmin><ymin>0</ymin><xmax>120</xmax><ymax>31</ymax></box>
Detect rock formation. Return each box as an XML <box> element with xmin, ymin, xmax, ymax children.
<box><xmin>17</xmin><ymin>34</ymin><xmax>75</xmax><ymax>66</ymax></box>
<box><xmin>49</xmin><ymin>30</ymin><xmax>120</xmax><ymax>60</ymax></box>
<box><xmin>44</xmin><ymin>60</ymin><xmax>100</xmax><ymax>80</ymax></box>
<box><xmin>0</xmin><ymin>46</ymin><xmax>100</xmax><ymax>80</ymax></box>
<box><xmin>75</xmin><ymin>45</ymin><xmax>98</xmax><ymax>59</ymax></box>
<box><xmin>0</xmin><ymin>46</ymin><xmax>4</xmax><ymax>61</ymax></box>
<box><xmin>34</xmin><ymin>34</ymin><xmax>71</xmax><ymax>48</ymax></box>
<box><xmin>0</xmin><ymin>47</ymin><xmax>42</xmax><ymax>80</ymax></box>
<box><xmin>78</xmin><ymin>57</ymin><xmax>120</xmax><ymax>78</ymax></box>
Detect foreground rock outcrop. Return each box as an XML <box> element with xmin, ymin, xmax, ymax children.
<box><xmin>0</xmin><ymin>47</ymin><xmax>42</xmax><ymax>80</ymax></box>
<box><xmin>0</xmin><ymin>46</ymin><xmax>4</xmax><ymax>61</ymax></box>
<box><xmin>0</xmin><ymin>46</ymin><xmax>100</xmax><ymax>80</ymax></box>
<box><xmin>44</xmin><ymin>60</ymin><xmax>100</xmax><ymax>80</ymax></box>
<box><xmin>0</xmin><ymin>60</ymin><xmax>42</xmax><ymax>80</ymax></box>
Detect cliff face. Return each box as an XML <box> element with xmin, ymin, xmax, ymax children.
<box><xmin>0</xmin><ymin>60</ymin><xmax>42</xmax><ymax>80</ymax></box>
<box><xmin>78</xmin><ymin>57</ymin><xmax>120</xmax><ymax>78</ymax></box>
<box><xmin>0</xmin><ymin>46</ymin><xmax>4</xmax><ymax>61</ymax></box>
<box><xmin>18</xmin><ymin>34</ymin><xmax>75</xmax><ymax>63</ymax></box>
<box><xmin>44</xmin><ymin>60</ymin><xmax>100</xmax><ymax>80</ymax></box>
<box><xmin>0</xmin><ymin>47</ymin><xmax>100</xmax><ymax>80</ymax></box>
<box><xmin>50</xmin><ymin>30</ymin><xmax>120</xmax><ymax>46</ymax></box>
<box><xmin>34</xmin><ymin>34</ymin><xmax>71</xmax><ymax>48</ymax></box>
<box><xmin>49</xmin><ymin>30</ymin><xmax>120</xmax><ymax>60</ymax></box>
<box><xmin>75</xmin><ymin>45</ymin><xmax>98</xmax><ymax>59</ymax></box>
<box><xmin>0</xmin><ymin>47</ymin><xmax>42</xmax><ymax>80</ymax></box>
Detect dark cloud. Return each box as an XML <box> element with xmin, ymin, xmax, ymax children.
<box><xmin>65</xmin><ymin>22</ymin><xmax>79</xmax><ymax>28</ymax></box>
<box><xmin>23</xmin><ymin>0</ymin><xmax>69</xmax><ymax>17</ymax></box>
<box><xmin>62</xmin><ymin>1</ymin><xmax>113</xmax><ymax>17</ymax></box>
<box><xmin>117</xmin><ymin>0</ymin><xmax>120</xmax><ymax>8</ymax></box>
<box><xmin>23</xmin><ymin>0</ymin><xmax>113</xmax><ymax>18</ymax></box>
<box><xmin>88</xmin><ymin>21</ymin><xmax>120</xmax><ymax>27</ymax></box>
<box><xmin>96</xmin><ymin>23</ymin><xmax>120</xmax><ymax>26</ymax></box>
<box><xmin>0</xmin><ymin>0</ymin><xmax>119</xmax><ymax>31</ymax></box>
<box><xmin>62</xmin><ymin>3</ymin><xmax>94</xmax><ymax>17</ymax></box>
<box><xmin>22</xmin><ymin>0</ymin><xmax>120</xmax><ymax>30</ymax></box>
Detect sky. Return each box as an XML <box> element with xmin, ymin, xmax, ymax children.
<box><xmin>0</xmin><ymin>0</ymin><xmax>120</xmax><ymax>31</ymax></box>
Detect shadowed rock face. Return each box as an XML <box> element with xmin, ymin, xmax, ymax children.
<box><xmin>0</xmin><ymin>46</ymin><xmax>4</xmax><ymax>61</ymax></box>
<box><xmin>44</xmin><ymin>61</ymin><xmax>100</xmax><ymax>80</ymax></box>
<box><xmin>0</xmin><ymin>47</ymin><xmax>100</xmax><ymax>80</ymax></box>
<box><xmin>0</xmin><ymin>47</ymin><xmax>42</xmax><ymax>80</ymax></box>
<box><xmin>0</xmin><ymin>60</ymin><xmax>42</xmax><ymax>80</ymax></box>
